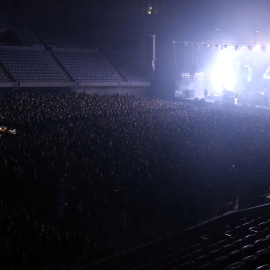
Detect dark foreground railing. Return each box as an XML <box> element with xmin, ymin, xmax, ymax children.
<box><xmin>98</xmin><ymin>192</ymin><xmax>270</xmax><ymax>250</ymax></box>
<box><xmin>46</xmin><ymin>192</ymin><xmax>270</xmax><ymax>270</ymax></box>
<box><xmin>154</xmin><ymin>192</ymin><xmax>270</xmax><ymax>242</ymax></box>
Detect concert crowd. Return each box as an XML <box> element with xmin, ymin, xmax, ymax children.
<box><xmin>0</xmin><ymin>92</ymin><xmax>270</xmax><ymax>269</ymax></box>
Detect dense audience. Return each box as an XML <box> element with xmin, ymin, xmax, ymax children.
<box><xmin>0</xmin><ymin>92</ymin><xmax>270</xmax><ymax>269</ymax></box>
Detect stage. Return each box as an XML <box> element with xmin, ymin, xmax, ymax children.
<box><xmin>173</xmin><ymin>41</ymin><xmax>270</xmax><ymax>108</ymax></box>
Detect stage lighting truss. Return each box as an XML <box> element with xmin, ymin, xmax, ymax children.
<box><xmin>173</xmin><ymin>41</ymin><xmax>270</xmax><ymax>52</ymax></box>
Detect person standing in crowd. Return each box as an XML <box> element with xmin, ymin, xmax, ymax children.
<box><xmin>204</xmin><ymin>89</ymin><xmax>208</xmax><ymax>99</ymax></box>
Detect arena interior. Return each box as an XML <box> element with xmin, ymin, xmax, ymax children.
<box><xmin>2</xmin><ymin>0</ymin><xmax>270</xmax><ymax>270</ymax></box>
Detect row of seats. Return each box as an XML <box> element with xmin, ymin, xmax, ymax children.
<box><xmin>107</xmin><ymin>51</ymin><xmax>149</xmax><ymax>82</ymax></box>
<box><xmin>0</xmin><ymin>46</ymin><xmax>150</xmax><ymax>83</ymax></box>
<box><xmin>0</xmin><ymin>47</ymin><xmax>69</xmax><ymax>82</ymax></box>
<box><xmin>123</xmin><ymin>212</ymin><xmax>270</xmax><ymax>270</ymax></box>
<box><xmin>0</xmin><ymin>5</ymin><xmax>150</xmax><ymax>83</ymax></box>
<box><xmin>53</xmin><ymin>50</ymin><xmax>124</xmax><ymax>82</ymax></box>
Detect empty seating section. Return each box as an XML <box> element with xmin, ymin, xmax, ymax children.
<box><xmin>0</xmin><ymin>6</ymin><xmax>150</xmax><ymax>85</ymax></box>
<box><xmin>27</xmin><ymin>15</ymin><xmax>94</xmax><ymax>49</ymax></box>
<box><xmin>54</xmin><ymin>50</ymin><xmax>123</xmax><ymax>82</ymax></box>
<box><xmin>0</xmin><ymin>47</ymin><xmax>69</xmax><ymax>82</ymax></box>
<box><xmin>0</xmin><ymin>4</ymin><xmax>36</xmax><ymax>45</ymax></box>
<box><xmin>123</xmin><ymin>212</ymin><xmax>270</xmax><ymax>270</ymax></box>
<box><xmin>107</xmin><ymin>51</ymin><xmax>149</xmax><ymax>82</ymax></box>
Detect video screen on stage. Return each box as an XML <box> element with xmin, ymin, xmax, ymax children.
<box><xmin>176</xmin><ymin>44</ymin><xmax>270</xmax><ymax>97</ymax></box>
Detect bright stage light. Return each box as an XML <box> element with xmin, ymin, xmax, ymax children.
<box><xmin>209</xmin><ymin>49</ymin><xmax>237</xmax><ymax>95</ymax></box>
<box><xmin>254</xmin><ymin>44</ymin><xmax>261</xmax><ymax>51</ymax></box>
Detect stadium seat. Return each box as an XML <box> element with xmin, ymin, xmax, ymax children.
<box><xmin>258</xmin><ymin>222</ymin><xmax>268</xmax><ymax>230</ymax></box>
<box><xmin>194</xmin><ymin>254</ymin><xmax>209</xmax><ymax>267</ymax></box>
<box><xmin>178</xmin><ymin>254</ymin><xmax>192</xmax><ymax>265</ymax></box>
<box><xmin>244</xmin><ymin>234</ymin><xmax>257</xmax><ymax>245</ymax></box>
<box><xmin>255</xmin><ymin>265</ymin><xmax>270</xmax><ymax>270</ymax></box>
<box><xmin>234</xmin><ymin>239</ymin><xmax>245</xmax><ymax>250</ymax></box>
<box><xmin>191</xmin><ymin>248</ymin><xmax>205</xmax><ymax>258</ymax></box>
<box><xmin>249</xmin><ymin>226</ymin><xmax>259</xmax><ymax>234</ymax></box>
<box><xmin>177</xmin><ymin>248</ymin><xmax>189</xmax><ymax>257</ymax></box>
<box><xmin>241</xmin><ymin>255</ymin><xmax>257</xmax><ymax>270</ymax></box>
<box><xmin>189</xmin><ymin>243</ymin><xmax>202</xmax><ymax>251</ymax></box>
<box><xmin>223</xmin><ymin>243</ymin><xmax>236</xmax><ymax>254</ymax></box>
<box><xmin>229</xmin><ymin>250</ymin><xmax>242</xmax><ymax>263</ymax></box>
<box><xmin>208</xmin><ymin>248</ymin><xmax>221</xmax><ymax>261</ymax></box>
<box><xmin>178</xmin><ymin>260</ymin><xmax>194</xmax><ymax>270</ymax></box>
<box><xmin>226</xmin><ymin>262</ymin><xmax>243</xmax><ymax>270</ymax></box>
<box><xmin>241</xmin><ymin>244</ymin><xmax>255</xmax><ymax>258</ymax></box>
<box><xmin>198</xmin><ymin>262</ymin><xmax>213</xmax><ymax>270</ymax></box>
<box><xmin>136</xmin><ymin>262</ymin><xmax>150</xmax><ymax>270</ymax></box>
<box><xmin>256</xmin><ymin>248</ymin><xmax>270</xmax><ymax>266</ymax></box>
<box><xmin>254</xmin><ymin>239</ymin><xmax>269</xmax><ymax>251</ymax></box>
<box><xmin>213</xmin><ymin>255</ymin><xmax>230</xmax><ymax>269</ymax></box>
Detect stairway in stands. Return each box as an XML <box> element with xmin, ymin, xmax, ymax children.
<box><xmin>0</xmin><ymin>60</ymin><xmax>15</xmax><ymax>82</ymax></box>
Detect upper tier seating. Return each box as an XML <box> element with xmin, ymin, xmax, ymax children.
<box><xmin>53</xmin><ymin>49</ymin><xmax>123</xmax><ymax>82</ymax></box>
<box><xmin>27</xmin><ymin>15</ymin><xmax>95</xmax><ymax>49</ymax></box>
<box><xmin>107</xmin><ymin>51</ymin><xmax>149</xmax><ymax>82</ymax></box>
<box><xmin>0</xmin><ymin>46</ymin><xmax>70</xmax><ymax>82</ymax></box>
<box><xmin>0</xmin><ymin>3</ymin><xmax>38</xmax><ymax>46</ymax></box>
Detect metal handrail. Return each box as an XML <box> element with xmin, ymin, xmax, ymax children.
<box><xmin>151</xmin><ymin>191</ymin><xmax>270</xmax><ymax>242</ymax></box>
